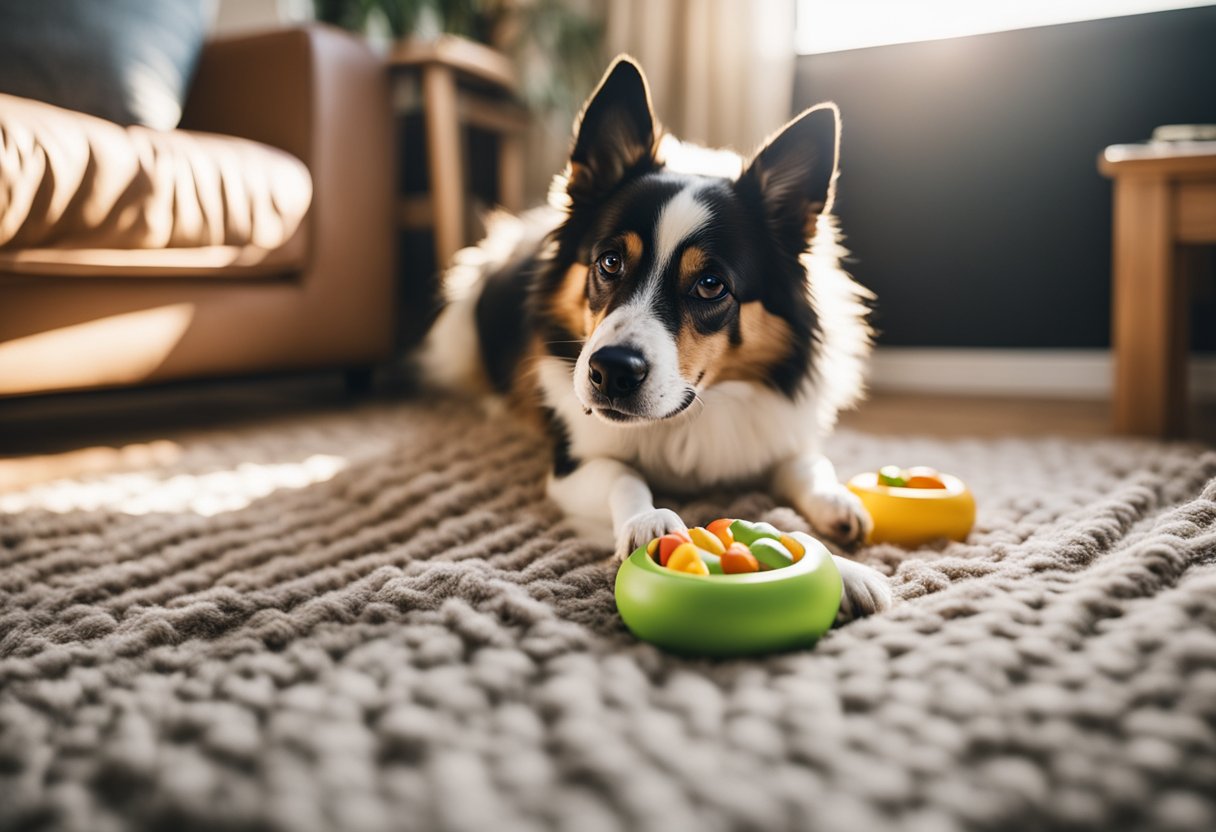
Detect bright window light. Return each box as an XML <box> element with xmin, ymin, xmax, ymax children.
<box><xmin>796</xmin><ymin>0</ymin><xmax>1214</xmax><ymax>54</ymax></box>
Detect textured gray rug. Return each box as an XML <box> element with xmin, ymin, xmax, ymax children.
<box><xmin>1</xmin><ymin>399</ymin><xmax>1215</xmax><ymax>832</ymax></box>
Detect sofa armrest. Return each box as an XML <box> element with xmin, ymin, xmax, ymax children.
<box><xmin>182</xmin><ymin>24</ymin><xmax>385</xmax><ymax>171</ymax></box>
<box><xmin>182</xmin><ymin>24</ymin><xmax>397</xmax><ymax>364</ymax></box>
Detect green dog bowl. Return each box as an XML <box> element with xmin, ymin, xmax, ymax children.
<box><xmin>614</xmin><ymin>534</ymin><xmax>842</xmax><ymax>657</ymax></box>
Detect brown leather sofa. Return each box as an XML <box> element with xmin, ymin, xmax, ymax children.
<box><xmin>0</xmin><ymin>25</ymin><xmax>395</xmax><ymax>397</ymax></box>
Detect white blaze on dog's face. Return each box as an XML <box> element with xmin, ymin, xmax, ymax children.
<box><xmin>573</xmin><ymin>186</ymin><xmax>712</xmax><ymax>423</ymax></box>
<box><xmin>552</xmin><ymin>57</ymin><xmax>843</xmax><ymax>426</ymax></box>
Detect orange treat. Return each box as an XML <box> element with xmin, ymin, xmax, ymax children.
<box><xmin>719</xmin><ymin>542</ymin><xmax>759</xmax><ymax>574</ymax></box>
<box><xmin>904</xmin><ymin>475</ymin><xmax>947</xmax><ymax>489</ymax></box>
<box><xmin>779</xmin><ymin>534</ymin><xmax>805</xmax><ymax>562</ymax></box>
<box><xmin>902</xmin><ymin>467</ymin><xmax>947</xmax><ymax>488</ymax></box>
<box><xmin>705</xmin><ymin>518</ymin><xmax>735</xmax><ymax>548</ymax></box>
<box><xmin>646</xmin><ymin>538</ymin><xmax>660</xmax><ymax>558</ymax></box>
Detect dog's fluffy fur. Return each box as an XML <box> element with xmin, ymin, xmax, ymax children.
<box><xmin>421</xmin><ymin>57</ymin><xmax>891</xmax><ymax>618</ymax></box>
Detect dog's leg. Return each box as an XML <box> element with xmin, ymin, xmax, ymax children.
<box><xmin>772</xmin><ymin>453</ymin><xmax>872</xmax><ymax>547</ymax></box>
<box><xmin>547</xmin><ymin>458</ymin><xmax>684</xmax><ymax>560</ymax></box>
<box><xmin>832</xmin><ymin>555</ymin><xmax>892</xmax><ymax>621</ymax></box>
<box><xmin>773</xmin><ymin>454</ymin><xmax>891</xmax><ymax>619</ymax></box>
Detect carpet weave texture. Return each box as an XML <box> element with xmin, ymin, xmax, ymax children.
<box><xmin>2</xmin><ymin>400</ymin><xmax>1215</xmax><ymax>832</ymax></box>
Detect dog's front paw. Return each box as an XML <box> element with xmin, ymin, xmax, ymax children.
<box><xmin>615</xmin><ymin>509</ymin><xmax>685</xmax><ymax>561</ymax></box>
<box><xmin>798</xmin><ymin>487</ymin><xmax>872</xmax><ymax>549</ymax></box>
<box><xmin>834</xmin><ymin>557</ymin><xmax>892</xmax><ymax>623</ymax></box>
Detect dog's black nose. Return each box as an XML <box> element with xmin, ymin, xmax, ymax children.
<box><xmin>588</xmin><ymin>346</ymin><xmax>648</xmax><ymax>398</ymax></box>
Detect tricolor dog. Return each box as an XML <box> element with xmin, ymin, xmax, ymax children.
<box><xmin>422</xmin><ymin>57</ymin><xmax>891</xmax><ymax>618</ymax></box>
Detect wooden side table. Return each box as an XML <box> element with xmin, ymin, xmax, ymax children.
<box><xmin>388</xmin><ymin>36</ymin><xmax>530</xmax><ymax>269</ymax></box>
<box><xmin>1099</xmin><ymin>142</ymin><xmax>1216</xmax><ymax>437</ymax></box>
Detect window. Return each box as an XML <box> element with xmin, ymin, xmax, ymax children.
<box><xmin>795</xmin><ymin>0</ymin><xmax>1214</xmax><ymax>54</ymax></box>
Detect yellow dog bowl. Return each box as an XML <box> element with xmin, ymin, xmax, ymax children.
<box><xmin>847</xmin><ymin>471</ymin><xmax>975</xmax><ymax>546</ymax></box>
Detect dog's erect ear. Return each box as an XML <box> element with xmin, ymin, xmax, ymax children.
<box><xmin>566</xmin><ymin>56</ymin><xmax>659</xmax><ymax>205</ymax></box>
<box><xmin>738</xmin><ymin>103</ymin><xmax>840</xmax><ymax>244</ymax></box>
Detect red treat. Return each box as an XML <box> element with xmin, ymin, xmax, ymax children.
<box><xmin>657</xmin><ymin>532</ymin><xmax>691</xmax><ymax>566</ymax></box>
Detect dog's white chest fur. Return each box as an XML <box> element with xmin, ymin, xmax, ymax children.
<box><xmin>537</xmin><ymin>357</ymin><xmax>818</xmax><ymax>493</ymax></box>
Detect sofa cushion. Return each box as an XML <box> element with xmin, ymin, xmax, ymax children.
<box><xmin>0</xmin><ymin>0</ymin><xmax>208</xmax><ymax>131</ymax></box>
<box><xmin>0</xmin><ymin>93</ymin><xmax>312</xmax><ymax>279</ymax></box>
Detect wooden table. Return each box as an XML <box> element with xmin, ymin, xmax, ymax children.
<box><xmin>1099</xmin><ymin>141</ymin><xmax>1216</xmax><ymax>437</ymax></box>
<box><xmin>388</xmin><ymin>36</ymin><xmax>529</xmax><ymax>269</ymax></box>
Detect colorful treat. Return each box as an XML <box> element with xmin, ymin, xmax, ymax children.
<box><xmin>877</xmin><ymin>465</ymin><xmax>907</xmax><ymax>487</ymax></box>
<box><xmin>689</xmin><ymin>526</ymin><xmax>726</xmax><ymax>556</ymax></box>
<box><xmin>877</xmin><ymin>465</ymin><xmax>948</xmax><ymax>489</ymax></box>
<box><xmin>720</xmin><ymin>542</ymin><xmax>759</xmax><ymax>574</ymax></box>
<box><xmin>667</xmin><ymin>543</ymin><xmax>710</xmax><ymax>576</ymax></box>
<box><xmin>749</xmin><ymin>538</ymin><xmax>795</xmax><ymax>570</ymax></box>
<box><xmin>903</xmin><ymin>466</ymin><xmax>947</xmax><ymax>489</ymax></box>
<box><xmin>729</xmin><ymin>519</ymin><xmax>781</xmax><ymax>546</ymax></box>
<box><xmin>705</xmin><ymin>518</ymin><xmax>735</xmax><ymax>548</ymax></box>
<box><xmin>656</xmin><ymin>531</ymin><xmax>692</xmax><ymax>566</ymax></box>
<box><xmin>779</xmin><ymin>534</ymin><xmax>805</xmax><ymax>563</ymax></box>
<box><xmin>904</xmin><ymin>475</ymin><xmax>946</xmax><ymax>489</ymax></box>
<box><xmin>789</xmin><ymin>531</ymin><xmax>822</xmax><ymax>563</ymax></box>
<box><xmin>646</xmin><ymin>521</ymin><xmax>815</xmax><ymax>576</ymax></box>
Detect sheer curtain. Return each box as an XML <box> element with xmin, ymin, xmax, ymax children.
<box><xmin>604</xmin><ymin>0</ymin><xmax>798</xmax><ymax>155</ymax></box>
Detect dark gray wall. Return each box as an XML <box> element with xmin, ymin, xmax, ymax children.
<box><xmin>794</xmin><ymin>6</ymin><xmax>1216</xmax><ymax>349</ymax></box>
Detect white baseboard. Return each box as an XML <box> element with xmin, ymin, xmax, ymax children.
<box><xmin>868</xmin><ymin>348</ymin><xmax>1216</xmax><ymax>401</ymax></box>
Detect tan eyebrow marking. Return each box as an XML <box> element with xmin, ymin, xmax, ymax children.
<box><xmin>622</xmin><ymin>231</ymin><xmax>643</xmax><ymax>264</ymax></box>
<box><xmin>678</xmin><ymin>246</ymin><xmax>707</xmax><ymax>291</ymax></box>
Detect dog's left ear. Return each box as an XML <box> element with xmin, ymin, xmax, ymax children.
<box><xmin>738</xmin><ymin>103</ymin><xmax>840</xmax><ymax>245</ymax></box>
<box><xmin>566</xmin><ymin>56</ymin><xmax>660</xmax><ymax>206</ymax></box>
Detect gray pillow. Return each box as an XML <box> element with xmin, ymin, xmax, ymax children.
<box><xmin>0</xmin><ymin>0</ymin><xmax>209</xmax><ymax>130</ymax></box>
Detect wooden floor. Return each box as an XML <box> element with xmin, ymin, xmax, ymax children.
<box><xmin>841</xmin><ymin>393</ymin><xmax>1215</xmax><ymax>443</ymax></box>
<box><xmin>841</xmin><ymin>394</ymin><xmax>1112</xmax><ymax>438</ymax></box>
<box><xmin>1</xmin><ymin>375</ymin><xmax>1212</xmax><ymax>468</ymax></box>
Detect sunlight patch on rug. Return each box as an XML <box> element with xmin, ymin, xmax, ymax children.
<box><xmin>0</xmin><ymin>452</ymin><xmax>347</xmax><ymax>516</ymax></box>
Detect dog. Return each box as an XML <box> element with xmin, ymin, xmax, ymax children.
<box><xmin>421</xmin><ymin>56</ymin><xmax>891</xmax><ymax>619</ymax></box>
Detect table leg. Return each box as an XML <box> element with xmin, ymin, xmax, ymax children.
<box><xmin>1111</xmin><ymin>177</ymin><xmax>1188</xmax><ymax>437</ymax></box>
<box><xmin>498</xmin><ymin>133</ymin><xmax>525</xmax><ymax>212</ymax></box>
<box><xmin>422</xmin><ymin>64</ymin><xmax>464</xmax><ymax>268</ymax></box>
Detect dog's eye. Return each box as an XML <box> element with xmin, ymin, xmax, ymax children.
<box><xmin>596</xmin><ymin>251</ymin><xmax>623</xmax><ymax>277</ymax></box>
<box><xmin>691</xmin><ymin>275</ymin><xmax>729</xmax><ymax>301</ymax></box>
